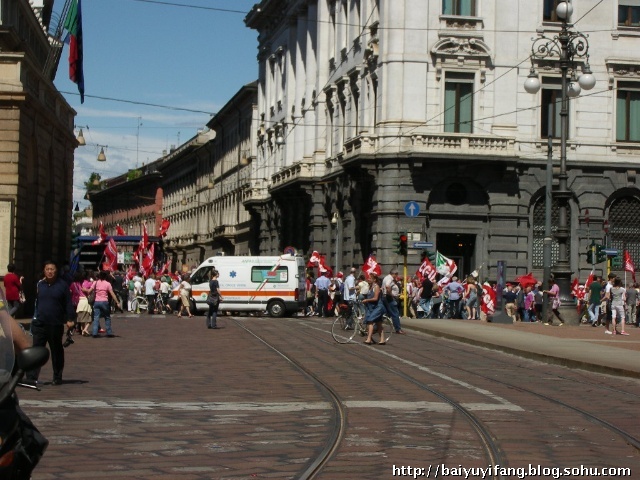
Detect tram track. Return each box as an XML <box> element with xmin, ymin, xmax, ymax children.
<box><xmin>234</xmin><ymin>317</ymin><xmax>508</xmax><ymax>480</ymax></box>
<box><xmin>381</xmin><ymin>329</ymin><xmax>640</xmax><ymax>453</ymax></box>
<box><xmin>232</xmin><ymin>318</ymin><xmax>346</xmax><ymax>480</ymax></box>
<box><xmin>298</xmin><ymin>318</ymin><xmax>640</xmax><ymax>456</ymax></box>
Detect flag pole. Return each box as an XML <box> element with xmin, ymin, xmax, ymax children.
<box><xmin>403</xmin><ymin>250</ymin><xmax>408</xmax><ymax>319</ymax></box>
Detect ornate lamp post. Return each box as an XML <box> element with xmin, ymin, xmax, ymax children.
<box><xmin>524</xmin><ymin>1</ymin><xmax>596</xmax><ymax>311</ymax></box>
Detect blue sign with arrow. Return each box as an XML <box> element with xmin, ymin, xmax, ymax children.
<box><xmin>404</xmin><ymin>201</ymin><xmax>420</xmax><ymax>218</ymax></box>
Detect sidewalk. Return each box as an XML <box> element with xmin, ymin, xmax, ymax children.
<box><xmin>402</xmin><ymin>317</ymin><xmax>640</xmax><ymax>379</ymax></box>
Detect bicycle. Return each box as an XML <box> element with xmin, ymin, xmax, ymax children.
<box><xmin>154</xmin><ymin>293</ymin><xmax>173</xmax><ymax>314</ymax></box>
<box><xmin>130</xmin><ymin>295</ymin><xmax>148</xmax><ymax>313</ymax></box>
<box><xmin>331</xmin><ymin>300</ymin><xmax>393</xmax><ymax>344</ymax></box>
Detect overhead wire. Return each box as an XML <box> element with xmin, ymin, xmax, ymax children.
<box><xmin>370</xmin><ymin>0</ymin><xmax>606</xmax><ymax>156</ymax></box>
<box><xmin>62</xmin><ymin>1</ymin><xmax>613</xmax><ymax>189</ymax></box>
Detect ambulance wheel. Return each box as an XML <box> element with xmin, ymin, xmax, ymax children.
<box><xmin>268</xmin><ymin>300</ymin><xmax>286</xmax><ymax>318</ymax></box>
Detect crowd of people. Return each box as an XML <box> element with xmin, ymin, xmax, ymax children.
<box><xmin>0</xmin><ymin>261</ymin><xmax>198</xmax><ymax>386</ymax></box>
<box><xmin>577</xmin><ymin>273</ymin><xmax>637</xmax><ymax>335</ymax></box>
<box><xmin>5</xmin><ymin>257</ymin><xmax>637</xmax><ymax>383</ymax></box>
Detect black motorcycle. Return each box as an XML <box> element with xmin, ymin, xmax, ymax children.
<box><xmin>0</xmin><ymin>346</ymin><xmax>50</xmax><ymax>479</ymax></box>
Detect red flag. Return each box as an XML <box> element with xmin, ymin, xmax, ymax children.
<box><xmin>132</xmin><ymin>243</ymin><xmax>142</xmax><ymax>265</ymax></box>
<box><xmin>102</xmin><ymin>238</ymin><xmax>118</xmax><ymax>272</ymax></box>
<box><xmin>416</xmin><ymin>257</ymin><xmax>436</xmax><ymax>282</ymax></box>
<box><xmin>584</xmin><ymin>271</ymin><xmax>595</xmax><ymax>289</ymax></box>
<box><xmin>318</xmin><ymin>255</ymin><xmax>333</xmax><ymax>277</ymax></box>
<box><xmin>141</xmin><ymin>243</ymin><xmax>155</xmax><ymax>277</ymax></box>
<box><xmin>115</xmin><ymin>224</ymin><xmax>126</xmax><ymax>236</ymax></box>
<box><xmin>515</xmin><ymin>272</ymin><xmax>538</xmax><ymax>288</ymax></box>
<box><xmin>361</xmin><ymin>254</ymin><xmax>382</xmax><ymax>277</ymax></box>
<box><xmin>158</xmin><ymin>218</ymin><xmax>171</xmax><ymax>237</ymax></box>
<box><xmin>571</xmin><ymin>277</ymin><xmax>579</xmax><ymax>297</ymax></box>
<box><xmin>624</xmin><ymin>250</ymin><xmax>636</xmax><ymax>282</ymax></box>
<box><xmin>63</xmin><ymin>0</ymin><xmax>84</xmax><ymax>103</ymax></box>
<box><xmin>160</xmin><ymin>258</ymin><xmax>171</xmax><ymax>275</ymax></box>
<box><xmin>91</xmin><ymin>222</ymin><xmax>108</xmax><ymax>245</ymax></box>
<box><xmin>481</xmin><ymin>282</ymin><xmax>496</xmax><ymax>315</ymax></box>
<box><xmin>126</xmin><ymin>265</ymin><xmax>136</xmax><ymax>281</ymax></box>
<box><xmin>308</xmin><ymin>250</ymin><xmax>321</xmax><ymax>266</ymax></box>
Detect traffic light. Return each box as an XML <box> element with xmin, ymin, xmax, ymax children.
<box><xmin>611</xmin><ymin>254</ymin><xmax>623</xmax><ymax>269</ymax></box>
<box><xmin>422</xmin><ymin>250</ymin><xmax>436</xmax><ymax>263</ymax></box>
<box><xmin>399</xmin><ymin>233</ymin><xmax>408</xmax><ymax>256</ymax></box>
<box><xmin>394</xmin><ymin>232</ymin><xmax>408</xmax><ymax>255</ymax></box>
<box><xmin>596</xmin><ymin>244</ymin><xmax>607</xmax><ymax>263</ymax></box>
<box><xmin>394</xmin><ymin>233</ymin><xmax>402</xmax><ymax>254</ymax></box>
<box><xmin>586</xmin><ymin>245</ymin><xmax>594</xmax><ymax>264</ymax></box>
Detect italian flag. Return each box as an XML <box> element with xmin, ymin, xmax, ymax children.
<box><xmin>64</xmin><ymin>0</ymin><xmax>85</xmax><ymax>103</ymax></box>
<box><xmin>436</xmin><ymin>251</ymin><xmax>457</xmax><ymax>277</ymax></box>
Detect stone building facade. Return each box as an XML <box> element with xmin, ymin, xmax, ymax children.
<box><xmin>0</xmin><ymin>0</ymin><xmax>77</xmax><ymax>308</ymax></box>
<box><xmin>244</xmin><ymin>0</ymin><xmax>640</xmax><ymax>285</ymax></box>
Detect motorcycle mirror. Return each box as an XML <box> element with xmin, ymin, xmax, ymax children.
<box><xmin>16</xmin><ymin>347</ymin><xmax>50</xmax><ymax>372</ymax></box>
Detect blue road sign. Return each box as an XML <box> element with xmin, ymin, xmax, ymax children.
<box><xmin>412</xmin><ymin>241</ymin><xmax>433</xmax><ymax>249</ymax></box>
<box><xmin>603</xmin><ymin>248</ymin><xmax>618</xmax><ymax>256</ymax></box>
<box><xmin>404</xmin><ymin>201</ymin><xmax>420</xmax><ymax>217</ymax></box>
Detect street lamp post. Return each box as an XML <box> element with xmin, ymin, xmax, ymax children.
<box><xmin>331</xmin><ymin>212</ymin><xmax>342</xmax><ymax>275</ymax></box>
<box><xmin>524</xmin><ymin>1</ymin><xmax>596</xmax><ymax>315</ymax></box>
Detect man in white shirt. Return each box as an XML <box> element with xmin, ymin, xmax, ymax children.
<box><xmin>144</xmin><ymin>273</ymin><xmax>157</xmax><ymax>314</ymax></box>
<box><xmin>343</xmin><ymin>268</ymin><xmax>357</xmax><ymax>303</ymax></box>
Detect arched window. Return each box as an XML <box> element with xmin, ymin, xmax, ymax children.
<box><xmin>532</xmin><ymin>197</ymin><xmax>571</xmax><ymax>268</ymax></box>
<box><xmin>609</xmin><ymin>196</ymin><xmax>640</xmax><ymax>263</ymax></box>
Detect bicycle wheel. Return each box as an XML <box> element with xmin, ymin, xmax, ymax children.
<box><xmin>353</xmin><ymin>302</ymin><xmax>366</xmax><ymax>321</ymax></box>
<box><xmin>331</xmin><ymin>314</ymin><xmax>358</xmax><ymax>344</ymax></box>
<box><xmin>130</xmin><ymin>297</ymin><xmax>139</xmax><ymax>313</ymax></box>
<box><xmin>375</xmin><ymin>315</ymin><xmax>393</xmax><ymax>344</ymax></box>
<box><xmin>134</xmin><ymin>296</ymin><xmax>148</xmax><ymax>313</ymax></box>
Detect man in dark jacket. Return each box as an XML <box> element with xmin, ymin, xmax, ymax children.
<box><xmin>26</xmin><ymin>261</ymin><xmax>75</xmax><ymax>386</ymax></box>
<box><xmin>419</xmin><ymin>276</ymin><xmax>434</xmax><ymax>318</ymax></box>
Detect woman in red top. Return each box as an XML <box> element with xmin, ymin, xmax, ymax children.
<box><xmin>3</xmin><ymin>263</ymin><xmax>23</xmax><ymax>317</ymax></box>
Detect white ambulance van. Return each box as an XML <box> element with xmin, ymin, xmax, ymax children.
<box><xmin>171</xmin><ymin>255</ymin><xmax>307</xmax><ymax>317</ymax></box>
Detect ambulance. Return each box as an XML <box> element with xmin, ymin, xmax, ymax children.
<box><xmin>170</xmin><ymin>255</ymin><xmax>307</xmax><ymax>317</ymax></box>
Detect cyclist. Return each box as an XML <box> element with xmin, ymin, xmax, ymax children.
<box><xmin>341</xmin><ymin>267</ymin><xmax>358</xmax><ymax>327</ymax></box>
<box><xmin>361</xmin><ymin>272</ymin><xmax>386</xmax><ymax>345</ymax></box>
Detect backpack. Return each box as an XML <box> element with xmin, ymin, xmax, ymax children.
<box><xmin>128</xmin><ymin>280</ymin><xmax>135</xmax><ymax>291</ymax></box>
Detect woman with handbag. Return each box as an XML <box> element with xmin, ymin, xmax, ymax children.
<box><xmin>206</xmin><ymin>270</ymin><xmax>223</xmax><ymax>329</ymax></box>
<box><xmin>87</xmin><ymin>270</ymin><xmax>121</xmax><ymax>337</ymax></box>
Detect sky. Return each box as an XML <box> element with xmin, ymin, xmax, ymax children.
<box><xmin>51</xmin><ymin>0</ymin><xmax>260</xmax><ymax>209</ymax></box>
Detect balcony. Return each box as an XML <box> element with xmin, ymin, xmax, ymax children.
<box><xmin>270</xmin><ymin>162</ymin><xmax>314</xmax><ymax>190</ymax></box>
<box><xmin>341</xmin><ymin>132</ymin><xmax>515</xmax><ymax>162</ymax></box>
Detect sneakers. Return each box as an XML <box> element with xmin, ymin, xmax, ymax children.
<box><xmin>620</xmin><ymin>331</ymin><xmax>630</xmax><ymax>336</ymax></box>
<box><xmin>605</xmin><ymin>330</ymin><xmax>613</xmax><ymax>335</ymax></box>
<box><xmin>543</xmin><ymin>322</ymin><xmax>551</xmax><ymax>326</ymax></box>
